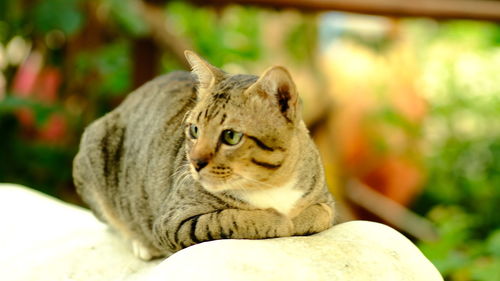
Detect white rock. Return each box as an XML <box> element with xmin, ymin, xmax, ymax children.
<box><xmin>0</xmin><ymin>184</ymin><xmax>160</xmax><ymax>281</ymax></box>
<box><xmin>148</xmin><ymin>221</ymin><xmax>443</xmax><ymax>281</ymax></box>
<box><xmin>0</xmin><ymin>183</ymin><xmax>442</xmax><ymax>281</ymax></box>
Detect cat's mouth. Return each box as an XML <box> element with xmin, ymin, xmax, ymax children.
<box><xmin>189</xmin><ymin>164</ymin><xmax>238</xmax><ymax>191</ymax></box>
<box><xmin>190</xmin><ymin>169</ymin><xmax>232</xmax><ymax>192</ymax></box>
<box><xmin>190</xmin><ymin>163</ymin><xmax>273</xmax><ymax>192</ymax></box>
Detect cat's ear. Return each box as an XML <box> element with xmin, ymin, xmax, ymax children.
<box><xmin>184</xmin><ymin>50</ymin><xmax>224</xmax><ymax>90</ymax></box>
<box><xmin>247</xmin><ymin>66</ymin><xmax>299</xmax><ymax>123</ymax></box>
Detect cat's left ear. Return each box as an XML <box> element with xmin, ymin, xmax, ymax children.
<box><xmin>247</xmin><ymin>66</ymin><xmax>299</xmax><ymax>123</ymax></box>
<box><xmin>185</xmin><ymin>50</ymin><xmax>224</xmax><ymax>92</ymax></box>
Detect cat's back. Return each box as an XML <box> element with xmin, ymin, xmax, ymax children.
<box><xmin>74</xmin><ymin>71</ymin><xmax>197</xmax><ymax>211</ymax></box>
<box><xmin>75</xmin><ymin>70</ymin><xmax>197</xmax><ymax>170</ymax></box>
<box><xmin>117</xmin><ymin>71</ymin><xmax>197</xmax><ymax>117</ymax></box>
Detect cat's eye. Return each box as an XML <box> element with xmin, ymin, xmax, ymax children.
<box><xmin>189</xmin><ymin>124</ymin><xmax>199</xmax><ymax>139</ymax></box>
<box><xmin>221</xmin><ymin>129</ymin><xmax>243</xmax><ymax>146</ymax></box>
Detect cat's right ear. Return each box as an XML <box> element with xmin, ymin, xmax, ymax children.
<box><xmin>185</xmin><ymin>50</ymin><xmax>224</xmax><ymax>92</ymax></box>
<box><xmin>246</xmin><ymin>66</ymin><xmax>299</xmax><ymax>123</ymax></box>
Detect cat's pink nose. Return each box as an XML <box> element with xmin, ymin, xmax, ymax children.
<box><xmin>192</xmin><ymin>158</ymin><xmax>208</xmax><ymax>172</ymax></box>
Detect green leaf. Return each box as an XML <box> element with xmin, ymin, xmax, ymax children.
<box><xmin>106</xmin><ymin>0</ymin><xmax>148</xmax><ymax>36</ymax></box>
<box><xmin>0</xmin><ymin>96</ymin><xmax>58</xmax><ymax>127</ymax></box>
<box><xmin>95</xmin><ymin>43</ymin><xmax>131</xmax><ymax>96</ymax></box>
<box><xmin>487</xmin><ymin>230</ymin><xmax>500</xmax><ymax>257</ymax></box>
<box><xmin>33</xmin><ymin>0</ymin><xmax>85</xmax><ymax>35</ymax></box>
<box><xmin>470</xmin><ymin>258</ymin><xmax>500</xmax><ymax>281</ymax></box>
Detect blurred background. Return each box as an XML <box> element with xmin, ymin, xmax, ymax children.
<box><xmin>0</xmin><ymin>0</ymin><xmax>499</xmax><ymax>279</ymax></box>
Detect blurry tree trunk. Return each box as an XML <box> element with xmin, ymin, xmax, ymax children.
<box><xmin>132</xmin><ymin>38</ymin><xmax>159</xmax><ymax>89</ymax></box>
<box><xmin>346</xmin><ymin>179</ymin><xmax>438</xmax><ymax>242</ymax></box>
<box><xmin>137</xmin><ymin>1</ymin><xmax>193</xmax><ymax>69</ymax></box>
<box><xmin>64</xmin><ymin>0</ymin><xmax>109</xmax><ymax>122</ymax></box>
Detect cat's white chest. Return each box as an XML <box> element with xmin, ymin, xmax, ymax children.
<box><xmin>238</xmin><ymin>179</ymin><xmax>303</xmax><ymax>216</ymax></box>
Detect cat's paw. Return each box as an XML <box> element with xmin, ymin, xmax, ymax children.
<box><xmin>276</xmin><ymin>218</ymin><xmax>294</xmax><ymax>237</ymax></box>
<box><xmin>315</xmin><ymin>202</ymin><xmax>335</xmax><ymax>230</ymax></box>
<box><xmin>292</xmin><ymin>203</ymin><xmax>334</xmax><ymax>235</ymax></box>
<box><xmin>264</xmin><ymin>209</ymin><xmax>294</xmax><ymax>237</ymax></box>
<box><xmin>132</xmin><ymin>239</ymin><xmax>154</xmax><ymax>261</ymax></box>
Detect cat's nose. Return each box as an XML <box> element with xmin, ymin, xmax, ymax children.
<box><xmin>192</xmin><ymin>159</ymin><xmax>208</xmax><ymax>172</ymax></box>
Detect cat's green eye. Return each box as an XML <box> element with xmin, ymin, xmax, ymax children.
<box><xmin>189</xmin><ymin>124</ymin><xmax>199</xmax><ymax>139</ymax></box>
<box><xmin>221</xmin><ymin>129</ymin><xmax>243</xmax><ymax>146</ymax></box>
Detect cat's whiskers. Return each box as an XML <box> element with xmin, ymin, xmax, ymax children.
<box><xmin>228</xmin><ymin>180</ymin><xmax>252</xmax><ymax>199</ymax></box>
<box><xmin>170</xmin><ymin>163</ymin><xmax>190</xmax><ymax>179</ymax></box>
<box><xmin>180</xmin><ymin>170</ymin><xmax>194</xmax><ymax>187</ymax></box>
<box><xmin>172</xmin><ymin>163</ymin><xmax>194</xmax><ymax>188</ymax></box>
<box><xmin>171</xmin><ymin>169</ymin><xmax>186</xmax><ymax>183</ymax></box>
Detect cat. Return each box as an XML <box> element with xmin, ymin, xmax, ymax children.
<box><xmin>73</xmin><ymin>51</ymin><xmax>335</xmax><ymax>260</ymax></box>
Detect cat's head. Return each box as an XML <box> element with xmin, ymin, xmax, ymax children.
<box><xmin>184</xmin><ymin>51</ymin><xmax>305</xmax><ymax>192</ymax></box>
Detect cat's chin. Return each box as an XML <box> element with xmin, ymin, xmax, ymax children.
<box><xmin>193</xmin><ymin>171</ymin><xmax>259</xmax><ymax>193</ymax></box>
<box><xmin>199</xmin><ymin>181</ymin><xmax>230</xmax><ymax>193</ymax></box>
<box><xmin>197</xmin><ymin>178</ymin><xmax>239</xmax><ymax>193</ymax></box>
<box><xmin>199</xmin><ymin>177</ymin><xmax>270</xmax><ymax>193</ymax></box>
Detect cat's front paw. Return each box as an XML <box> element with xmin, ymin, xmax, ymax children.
<box><xmin>292</xmin><ymin>203</ymin><xmax>334</xmax><ymax>236</ymax></box>
<box><xmin>132</xmin><ymin>239</ymin><xmax>155</xmax><ymax>261</ymax></box>
<box><xmin>263</xmin><ymin>209</ymin><xmax>294</xmax><ymax>237</ymax></box>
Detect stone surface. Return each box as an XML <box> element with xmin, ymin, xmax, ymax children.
<box><xmin>0</xmin><ymin>184</ymin><xmax>160</xmax><ymax>281</ymax></box>
<box><xmin>149</xmin><ymin>221</ymin><xmax>443</xmax><ymax>281</ymax></box>
<box><xmin>0</xmin><ymin>183</ymin><xmax>442</xmax><ymax>281</ymax></box>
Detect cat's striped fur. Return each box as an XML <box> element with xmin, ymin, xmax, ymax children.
<box><xmin>73</xmin><ymin>51</ymin><xmax>335</xmax><ymax>260</ymax></box>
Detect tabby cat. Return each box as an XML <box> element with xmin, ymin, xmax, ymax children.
<box><xmin>73</xmin><ymin>51</ymin><xmax>335</xmax><ymax>260</ymax></box>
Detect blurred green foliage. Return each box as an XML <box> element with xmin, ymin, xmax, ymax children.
<box><xmin>409</xmin><ymin>21</ymin><xmax>500</xmax><ymax>280</ymax></box>
<box><xmin>73</xmin><ymin>42</ymin><xmax>132</xmax><ymax>97</ymax></box>
<box><xmin>106</xmin><ymin>0</ymin><xmax>148</xmax><ymax>36</ymax></box>
<box><xmin>166</xmin><ymin>2</ymin><xmax>262</xmax><ymax>67</ymax></box>
<box><xmin>33</xmin><ymin>0</ymin><xmax>85</xmax><ymax>35</ymax></box>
